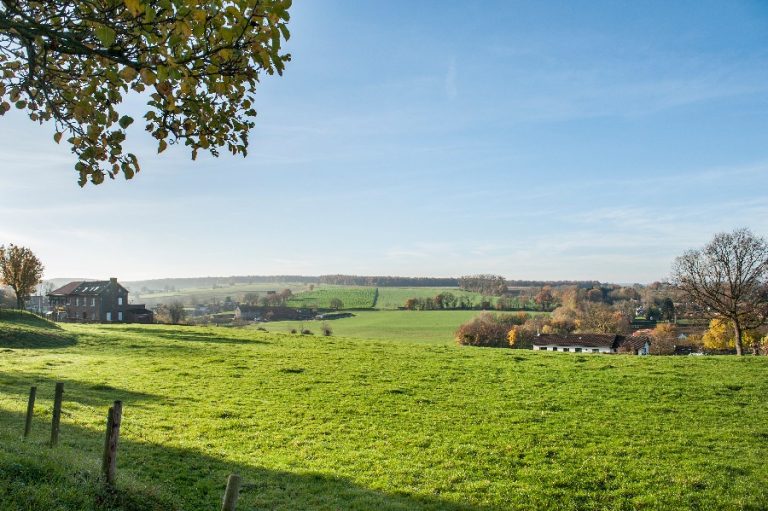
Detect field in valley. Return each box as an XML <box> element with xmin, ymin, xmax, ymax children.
<box><xmin>1</xmin><ymin>312</ymin><xmax>767</xmax><ymax>510</ymax></box>
<box><xmin>127</xmin><ymin>281</ymin><xmax>509</xmax><ymax>311</ymax></box>
<box><xmin>285</xmin><ymin>287</ymin><xmax>378</xmax><ymax>309</ymax></box>
<box><xmin>261</xmin><ymin>310</ymin><xmax>520</xmax><ymax>344</ymax></box>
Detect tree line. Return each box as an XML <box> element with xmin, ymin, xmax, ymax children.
<box><xmin>318</xmin><ymin>275</ymin><xmax>460</xmax><ymax>287</ymax></box>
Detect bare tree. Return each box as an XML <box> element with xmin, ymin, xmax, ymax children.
<box><xmin>168</xmin><ymin>301</ymin><xmax>185</xmax><ymax>325</ymax></box>
<box><xmin>672</xmin><ymin>228</ymin><xmax>768</xmax><ymax>355</ymax></box>
<box><xmin>0</xmin><ymin>244</ymin><xmax>44</xmax><ymax>309</ymax></box>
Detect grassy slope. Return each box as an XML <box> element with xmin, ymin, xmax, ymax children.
<box><xmin>1</xmin><ymin>317</ymin><xmax>767</xmax><ymax>510</ymax></box>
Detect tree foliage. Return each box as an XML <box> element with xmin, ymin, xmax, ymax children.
<box><xmin>0</xmin><ymin>0</ymin><xmax>291</xmax><ymax>185</ymax></box>
<box><xmin>458</xmin><ymin>275</ymin><xmax>507</xmax><ymax>296</ymax></box>
<box><xmin>0</xmin><ymin>243</ymin><xmax>44</xmax><ymax>309</ymax></box>
<box><xmin>672</xmin><ymin>228</ymin><xmax>768</xmax><ymax>355</ymax></box>
<box><xmin>168</xmin><ymin>300</ymin><xmax>185</xmax><ymax>324</ymax></box>
<box><xmin>455</xmin><ymin>312</ymin><xmax>529</xmax><ymax>348</ymax></box>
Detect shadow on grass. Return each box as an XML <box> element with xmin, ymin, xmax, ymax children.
<box><xmin>114</xmin><ymin>327</ymin><xmax>271</xmax><ymax>346</ymax></box>
<box><xmin>0</xmin><ymin>389</ymin><xmax>492</xmax><ymax>511</ymax></box>
<box><xmin>0</xmin><ymin>375</ymin><xmax>162</xmax><ymax>408</ymax></box>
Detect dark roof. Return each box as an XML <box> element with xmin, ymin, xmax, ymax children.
<box><xmin>237</xmin><ymin>305</ymin><xmax>261</xmax><ymax>313</ymax></box>
<box><xmin>48</xmin><ymin>280</ymin><xmax>128</xmax><ymax>297</ymax></box>
<box><xmin>48</xmin><ymin>281</ymin><xmax>84</xmax><ymax>296</ymax></box>
<box><xmin>533</xmin><ymin>333</ymin><xmax>619</xmax><ymax>348</ymax></box>
<box><xmin>534</xmin><ymin>333</ymin><xmax>654</xmax><ymax>351</ymax></box>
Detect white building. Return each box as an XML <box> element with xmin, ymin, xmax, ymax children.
<box><xmin>533</xmin><ymin>333</ymin><xmax>652</xmax><ymax>354</ymax></box>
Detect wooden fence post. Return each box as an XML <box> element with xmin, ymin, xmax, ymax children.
<box><xmin>101</xmin><ymin>400</ymin><xmax>123</xmax><ymax>485</ymax></box>
<box><xmin>221</xmin><ymin>473</ymin><xmax>242</xmax><ymax>511</ymax></box>
<box><xmin>23</xmin><ymin>386</ymin><xmax>36</xmax><ymax>439</ymax></box>
<box><xmin>50</xmin><ymin>382</ymin><xmax>64</xmax><ymax>446</ymax></box>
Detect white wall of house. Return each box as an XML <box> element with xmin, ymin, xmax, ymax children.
<box><xmin>533</xmin><ymin>344</ymin><xmax>613</xmax><ymax>353</ymax></box>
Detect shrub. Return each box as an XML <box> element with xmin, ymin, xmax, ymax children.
<box><xmin>301</xmin><ymin>329</ymin><xmax>313</xmax><ymax>335</ymax></box>
<box><xmin>290</xmin><ymin>328</ymin><xmax>298</xmax><ymax>334</ymax></box>
<box><xmin>322</xmin><ymin>323</ymin><xmax>333</xmax><ymax>336</ymax></box>
<box><xmin>456</xmin><ymin>313</ymin><xmax>527</xmax><ymax>348</ymax></box>
<box><xmin>649</xmin><ymin>323</ymin><xmax>677</xmax><ymax>355</ymax></box>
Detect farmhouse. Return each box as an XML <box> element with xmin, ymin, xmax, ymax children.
<box><xmin>47</xmin><ymin>278</ymin><xmax>153</xmax><ymax>323</ymax></box>
<box><xmin>533</xmin><ymin>333</ymin><xmax>651</xmax><ymax>354</ymax></box>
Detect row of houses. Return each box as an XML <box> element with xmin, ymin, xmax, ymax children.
<box><xmin>35</xmin><ymin>278</ymin><xmax>153</xmax><ymax>323</ymax></box>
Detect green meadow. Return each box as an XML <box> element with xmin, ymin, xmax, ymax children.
<box><xmin>285</xmin><ymin>287</ymin><xmax>378</xmax><ymax>309</ymax></box>
<box><xmin>262</xmin><ymin>310</ymin><xmax>501</xmax><ymax>344</ymax></box>
<box><xmin>1</xmin><ymin>312</ymin><xmax>768</xmax><ymax>510</ymax></box>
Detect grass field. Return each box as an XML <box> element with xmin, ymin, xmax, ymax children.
<box><xmin>261</xmin><ymin>310</ymin><xmax>502</xmax><ymax>344</ymax></box>
<box><xmin>131</xmin><ymin>282</ymin><xmax>312</xmax><ymax>307</ymax></box>
<box><xmin>131</xmin><ymin>282</ymin><xmax>509</xmax><ymax>310</ymax></box>
<box><xmin>1</xmin><ymin>312</ymin><xmax>768</xmax><ymax>510</ymax></box>
<box><xmin>286</xmin><ymin>287</ymin><xmax>377</xmax><ymax>309</ymax></box>
<box><xmin>375</xmin><ymin>288</ymin><xmax>490</xmax><ymax>310</ymax></box>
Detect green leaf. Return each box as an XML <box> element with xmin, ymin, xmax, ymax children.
<box><xmin>118</xmin><ymin>115</ymin><xmax>134</xmax><ymax>129</ymax></box>
<box><xmin>53</xmin><ymin>132</ymin><xmax>63</xmax><ymax>144</ymax></box>
<box><xmin>95</xmin><ymin>26</ymin><xmax>117</xmax><ymax>47</ymax></box>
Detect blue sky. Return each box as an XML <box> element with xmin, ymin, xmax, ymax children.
<box><xmin>1</xmin><ymin>1</ymin><xmax>767</xmax><ymax>283</ymax></box>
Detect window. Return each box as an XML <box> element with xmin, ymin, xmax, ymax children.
<box><xmin>592</xmin><ymin>349</ymin><xmax>599</xmax><ymax>353</ymax></box>
<box><xmin>552</xmin><ymin>347</ymin><xmax>558</xmax><ymax>351</ymax></box>
<box><xmin>118</xmin><ymin>297</ymin><xmax>123</xmax><ymax>305</ymax></box>
<box><xmin>118</xmin><ymin>311</ymin><xmax>123</xmax><ymax>321</ymax></box>
<box><xmin>539</xmin><ymin>347</ymin><xmax>547</xmax><ymax>351</ymax></box>
<box><xmin>91</xmin><ymin>298</ymin><xmax>95</xmax><ymax>306</ymax></box>
<box><xmin>575</xmin><ymin>348</ymin><xmax>582</xmax><ymax>353</ymax></box>
<box><xmin>563</xmin><ymin>348</ymin><xmax>570</xmax><ymax>352</ymax></box>
<box><xmin>106</xmin><ymin>312</ymin><xmax>112</xmax><ymax>322</ymax></box>
<box><xmin>76</xmin><ymin>297</ymin><xmax>80</xmax><ymax>306</ymax></box>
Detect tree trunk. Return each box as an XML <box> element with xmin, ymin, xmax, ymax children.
<box><xmin>733</xmin><ymin>322</ymin><xmax>744</xmax><ymax>356</ymax></box>
<box><xmin>15</xmin><ymin>293</ymin><xmax>23</xmax><ymax>310</ymax></box>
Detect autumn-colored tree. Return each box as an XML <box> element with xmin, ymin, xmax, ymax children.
<box><xmin>0</xmin><ymin>0</ymin><xmax>291</xmax><ymax>185</ymax></box>
<box><xmin>535</xmin><ymin>286</ymin><xmax>555</xmax><ymax>311</ymax></box>
<box><xmin>673</xmin><ymin>228</ymin><xmax>768</xmax><ymax>355</ymax></box>
<box><xmin>577</xmin><ymin>302</ymin><xmax>630</xmax><ymax>334</ymax></box>
<box><xmin>456</xmin><ymin>313</ymin><xmax>527</xmax><ymax>348</ymax></box>
<box><xmin>649</xmin><ymin>323</ymin><xmax>677</xmax><ymax>355</ymax></box>
<box><xmin>702</xmin><ymin>319</ymin><xmax>734</xmax><ymax>351</ymax></box>
<box><xmin>586</xmin><ymin>288</ymin><xmax>604</xmax><ymax>303</ymax></box>
<box><xmin>556</xmin><ymin>286</ymin><xmax>579</xmax><ymax>309</ymax></box>
<box><xmin>0</xmin><ymin>244</ymin><xmax>44</xmax><ymax>309</ymax></box>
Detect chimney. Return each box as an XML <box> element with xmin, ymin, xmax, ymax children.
<box><xmin>110</xmin><ymin>277</ymin><xmax>117</xmax><ymax>284</ymax></box>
